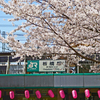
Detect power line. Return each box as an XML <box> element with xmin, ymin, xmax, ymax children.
<box><xmin>14</xmin><ymin>34</ymin><xmax>25</xmax><ymax>36</ymax></box>
<box><xmin>0</xmin><ymin>24</ymin><xmax>18</xmax><ymax>27</ymax></box>
<box><xmin>0</xmin><ymin>32</ymin><xmax>26</xmax><ymax>36</ymax></box>
<box><xmin>0</xmin><ymin>30</ymin><xmax>26</xmax><ymax>52</ymax></box>
<box><xmin>2</xmin><ymin>34</ymin><xmax>25</xmax><ymax>36</ymax></box>
<box><xmin>0</xmin><ymin>32</ymin><xmax>26</xmax><ymax>42</ymax></box>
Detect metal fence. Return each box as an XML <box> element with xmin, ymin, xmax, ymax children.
<box><xmin>0</xmin><ymin>73</ymin><xmax>100</xmax><ymax>88</ymax></box>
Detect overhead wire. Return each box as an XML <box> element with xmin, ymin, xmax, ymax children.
<box><xmin>0</xmin><ymin>24</ymin><xmax>18</xmax><ymax>28</ymax></box>
<box><xmin>0</xmin><ymin>15</ymin><xmax>29</xmax><ymax>42</ymax></box>
<box><xmin>0</xmin><ymin>14</ymin><xmax>27</xmax><ymax>51</ymax></box>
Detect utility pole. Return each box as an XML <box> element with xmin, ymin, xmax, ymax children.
<box><xmin>2</xmin><ymin>31</ymin><xmax>5</xmax><ymax>52</ymax></box>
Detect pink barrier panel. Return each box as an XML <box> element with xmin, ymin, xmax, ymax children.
<box><xmin>97</xmin><ymin>90</ymin><xmax>100</xmax><ymax>98</ymax></box>
<box><xmin>35</xmin><ymin>90</ymin><xmax>41</xmax><ymax>99</ymax></box>
<box><xmin>59</xmin><ymin>90</ymin><xmax>65</xmax><ymax>99</ymax></box>
<box><xmin>25</xmin><ymin>90</ymin><xmax>30</xmax><ymax>99</ymax></box>
<box><xmin>9</xmin><ymin>91</ymin><xmax>14</xmax><ymax>99</ymax></box>
<box><xmin>85</xmin><ymin>89</ymin><xmax>90</xmax><ymax>98</ymax></box>
<box><xmin>48</xmin><ymin>90</ymin><xmax>54</xmax><ymax>98</ymax></box>
<box><xmin>72</xmin><ymin>90</ymin><xmax>77</xmax><ymax>99</ymax></box>
<box><xmin>0</xmin><ymin>90</ymin><xmax>2</xmax><ymax>98</ymax></box>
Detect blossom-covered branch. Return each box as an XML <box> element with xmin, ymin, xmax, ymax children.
<box><xmin>0</xmin><ymin>0</ymin><xmax>100</xmax><ymax>66</ymax></box>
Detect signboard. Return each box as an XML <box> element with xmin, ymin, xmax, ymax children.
<box><xmin>27</xmin><ymin>60</ymin><xmax>39</xmax><ymax>72</ymax></box>
<box><xmin>27</xmin><ymin>60</ymin><xmax>65</xmax><ymax>72</ymax></box>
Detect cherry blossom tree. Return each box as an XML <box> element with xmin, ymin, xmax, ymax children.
<box><xmin>0</xmin><ymin>0</ymin><xmax>100</xmax><ymax>72</ymax></box>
